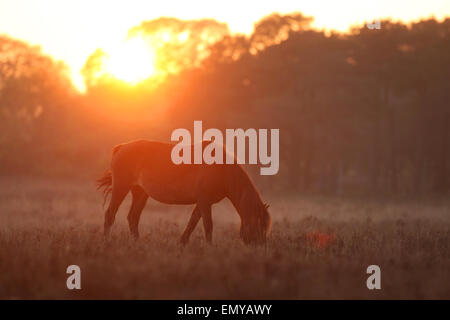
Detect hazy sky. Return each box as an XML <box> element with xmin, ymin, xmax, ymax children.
<box><xmin>1</xmin><ymin>0</ymin><xmax>449</xmax><ymax>90</ymax></box>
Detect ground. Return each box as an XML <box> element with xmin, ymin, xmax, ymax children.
<box><xmin>0</xmin><ymin>177</ymin><xmax>449</xmax><ymax>299</ymax></box>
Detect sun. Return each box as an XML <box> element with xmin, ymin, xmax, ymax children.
<box><xmin>104</xmin><ymin>37</ymin><xmax>155</xmax><ymax>84</ymax></box>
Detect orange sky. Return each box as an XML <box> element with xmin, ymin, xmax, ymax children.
<box><xmin>1</xmin><ymin>0</ymin><xmax>449</xmax><ymax>91</ymax></box>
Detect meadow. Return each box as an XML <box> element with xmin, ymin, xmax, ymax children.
<box><xmin>0</xmin><ymin>177</ymin><xmax>449</xmax><ymax>299</ymax></box>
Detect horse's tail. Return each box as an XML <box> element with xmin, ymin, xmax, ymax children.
<box><xmin>96</xmin><ymin>144</ymin><xmax>123</xmax><ymax>207</ymax></box>
<box><xmin>96</xmin><ymin>170</ymin><xmax>112</xmax><ymax>207</ymax></box>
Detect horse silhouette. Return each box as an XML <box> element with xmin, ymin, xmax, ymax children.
<box><xmin>97</xmin><ymin>140</ymin><xmax>271</xmax><ymax>245</ymax></box>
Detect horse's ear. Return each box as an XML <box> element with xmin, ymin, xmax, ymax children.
<box><xmin>264</xmin><ymin>203</ymin><xmax>270</xmax><ymax>209</ymax></box>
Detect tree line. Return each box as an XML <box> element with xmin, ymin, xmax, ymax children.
<box><xmin>0</xmin><ymin>13</ymin><xmax>449</xmax><ymax>195</ymax></box>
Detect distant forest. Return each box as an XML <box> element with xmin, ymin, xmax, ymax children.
<box><xmin>1</xmin><ymin>13</ymin><xmax>449</xmax><ymax>195</ymax></box>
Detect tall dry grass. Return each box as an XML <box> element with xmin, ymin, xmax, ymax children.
<box><xmin>0</xmin><ymin>177</ymin><xmax>449</xmax><ymax>299</ymax></box>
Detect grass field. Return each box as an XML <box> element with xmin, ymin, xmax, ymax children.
<box><xmin>0</xmin><ymin>177</ymin><xmax>449</xmax><ymax>299</ymax></box>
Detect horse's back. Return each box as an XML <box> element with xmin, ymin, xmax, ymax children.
<box><xmin>111</xmin><ymin>140</ymin><xmax>228</xmax><ymax>205</ymax></box>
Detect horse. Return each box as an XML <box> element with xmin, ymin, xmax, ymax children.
<box><xmin>96</xmin><ymin>139</ymin><xmax>271</xmax><ymax>245</ymax></box>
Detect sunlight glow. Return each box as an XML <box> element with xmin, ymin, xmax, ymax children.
<box><xmin>1</xmin><ymin>0</ymin><xmax>449</xmax><ymax>92</ymax></box>
<box><xmin>104</xmin><ymin>38</ymin><xmax>155</xmax><ymax>84</ymax></box>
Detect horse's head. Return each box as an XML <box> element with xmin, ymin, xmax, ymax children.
<box><xmin>240</xmin><ymin>202</ymin><xmax>271</xmax><ymax>245</ymax></box>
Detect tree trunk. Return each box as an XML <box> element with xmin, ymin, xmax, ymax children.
<box><xmin>433</xmin><ymin>113</ymin><xmax>449</xmax><ymax>193</ymax></box>
<box><xmin>300</xmin><ymin>86</ymin><xmax>315</xmax><ymax>192</ymax></box>
<box><xmin>384</xmin><ymin>83</ymin><xmax>398</xmax><ymax>193</ymax></box>
<box><xmin>414</xmin><ymin>85</ymin><xmax>428</xmax><ymax>194</ymax></box>
<box><xmin>370</xmin><ymin>88</ymin><xmax>382</xmax><ymax>193</ymax></box>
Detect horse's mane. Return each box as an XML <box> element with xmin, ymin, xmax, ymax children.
<box><xmin>231</xmin><ymin>165</ymin><xmax>272</xmax><ymax>236</ymax></box>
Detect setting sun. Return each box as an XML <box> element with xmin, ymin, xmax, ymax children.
<box><xmin>104</xmin><ymin>37</ymin><xmax>156</xmax><ymax>84</ymax></box>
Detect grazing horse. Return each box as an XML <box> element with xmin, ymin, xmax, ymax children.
<box><xmin>97</xmin><ymin>140</ymin><xmax>271</xmax><ymax>245</ymax></box>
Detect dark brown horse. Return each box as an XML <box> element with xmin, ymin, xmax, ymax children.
<box><xmin>97</xmin><ymin>140</ymin><xmax>271</xmax><ymax>245</ymax></box>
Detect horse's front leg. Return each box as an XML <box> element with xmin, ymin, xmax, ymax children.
<box><xmin>179</xmin><ymin>205</ymin><xmax>201</xmax><ymax>245</ymax></box>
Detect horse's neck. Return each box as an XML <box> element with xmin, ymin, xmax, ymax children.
<box><xmin>227</xmin><ymin>168</ymin><xmax>261</xmax><ymax>216</ymax></box>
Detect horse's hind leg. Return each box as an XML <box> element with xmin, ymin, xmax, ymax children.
<box><xmin>198</xmin><ymin>203</ymin><xmax>213</xmax><ymax>244</ymax></box>
<box><xmin>127</xmin><ymin>185</ymin><xmax>148</xmax><ymax>239</ymax></box>
<box><xmin>179</xmin><ymin>205</ymin><xmax>201</xmax><ymax>245</ymax></box>
<box><xmin>104</xmin><ymin>182</ymin><xmax>129</xmax><ymax>236</ymax></box>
